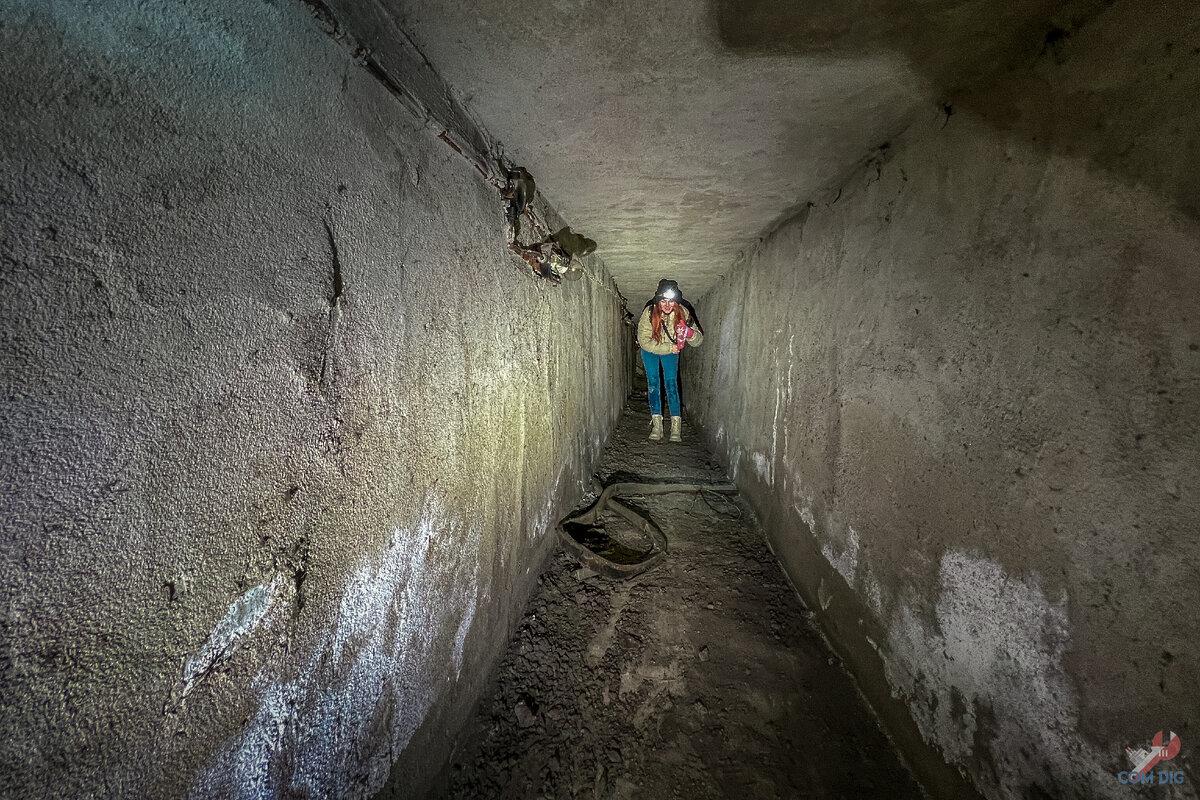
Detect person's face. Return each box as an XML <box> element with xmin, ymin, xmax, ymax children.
<box><xmin>657</xmin><ymin>298</ymin><xmax>677</xmax><ymax>314</ymax></box>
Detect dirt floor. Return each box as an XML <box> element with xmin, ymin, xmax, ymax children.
<box><xmin>439</xmin><ymin>399</ymin><xmax>926</xmax><ymax>799</ymax></box>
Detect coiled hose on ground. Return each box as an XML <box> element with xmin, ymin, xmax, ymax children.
<box><xmin>558</xmin><ymin>481</ymin><xmax>738</xmax><ymax>578</ymax></box>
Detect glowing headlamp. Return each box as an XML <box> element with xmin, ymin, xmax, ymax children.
<box><xmin>661</xmin><ymin>289</ymin><xmax>677</xmax><ymax>300</ymax></box>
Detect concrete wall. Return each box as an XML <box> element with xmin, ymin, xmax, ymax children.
<box><xmin>684</xmin><ymin>3</ymin><xmax>1200</xmax><ymax>798</ymax></box>
<box><xmin>0</xmin><ymin>1</ymin><xmax>628</xmax><ymax>798</ymax></box>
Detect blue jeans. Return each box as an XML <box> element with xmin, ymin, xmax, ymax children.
<box><xmin>641</xmin><ymin>350</ymin><xmax>680</xmax><ymax>416</ymax></box>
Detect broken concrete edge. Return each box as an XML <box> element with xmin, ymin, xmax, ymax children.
<box><xmin>683</xmin><ymin>34</ymin><xmax>1200</xmax><ymax>786</ymax></box>
<box><xmin>679</xmin><ymin>118</ymin><xmax>998</xmax><ymax>800</ymax></box>
<box><xmin>301</xmin><ymin>0</ymin><xmax>629</xmax><ymax>316</ymax></box>
<box><xmin>676</xmin><ymin>107</ymin><xmax>997</xmax><ymax>800</ymax></box>
<box><xmin>766</xmin><ymin>500</ymin><xmax>984</xmax><ymax>800</ymax></box>
<box><xmin>685</xmin><ymin>418</ymin><xmax>984</xmax><ymax>800</ymax></box>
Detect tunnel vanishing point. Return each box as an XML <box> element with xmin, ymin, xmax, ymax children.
<box><xmin>1</xmin><ymin>0</ymin><xmax>1198</xmax><ymax>798</ymax></box>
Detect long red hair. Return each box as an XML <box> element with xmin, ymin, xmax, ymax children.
<box><xmin>650</xmin><ymin>302</ymin><xmax>680</xmax><ymax>344</ymax></box>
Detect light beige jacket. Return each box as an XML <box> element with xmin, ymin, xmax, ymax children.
<box><xmin>637</xmin><ymin>305</ymin><xmax>704</xmax><ymax>355</ymax></box>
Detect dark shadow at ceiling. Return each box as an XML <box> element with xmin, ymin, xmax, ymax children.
<box><xmin>711</xmin><ymin>0</ymin><xmax>1200</xmax><ymax>221</ymax></box>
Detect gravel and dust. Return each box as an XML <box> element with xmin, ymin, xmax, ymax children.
<box><xmin>440</xmin><ymin>400</ymin><xmax>925</xmax><ymax>799</ymax></box>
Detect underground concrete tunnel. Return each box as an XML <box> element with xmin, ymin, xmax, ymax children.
<box><xmin>1</xmin><ymin>0</ymin><xmax>1198</xmax><ymax>799</ymax></box>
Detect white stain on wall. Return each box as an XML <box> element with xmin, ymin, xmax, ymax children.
<box><xmin>716</xmin><ymin>302</ymin><xmax>742</xmax><ymax>389</ymax></box>
<box><xmin>821</xmin><ymin>525</ymin><xmax>860</xmax><ymax>587</ymax></box>
<box><xmin>799</xmin><ymin>505</ymin><xmax>816</xmax><ymax>535</ymax></box>
<box><xmin>191</xmin><ymin>496</ymin><xmax>481</xmax><ymax>800</ymax></box>
<box><xmin>782</xmin><ymin>333</ymin><xmax>794</xmax><ymax>462</ymax></box>
<box><xmin>770</xmin><ymin>384</ymin><xmax>781</xmax><ymax>483</ymax></box>
<box><xmin>862</xmin><ymin>563</ymin><xmax>886</xmax><ymax>619</ymax></box>
<box><xmin>452</xmin><ymin>589</ymin><xmax>478</xmax><ymax>679</ymax></box>
<box><xmin>529</xmin><ymin>463</ymin><xmax>565</xmax><ymax>542</ymax></box>
<box><xmin>751</xmin><ymin>451</ymin><xmax>772</xmax><ymax>483</ymax></box>
<box><xmin>884</xmin><ymin>551</ymin><xmax>1125</xmax><ymax>800</ymax></box>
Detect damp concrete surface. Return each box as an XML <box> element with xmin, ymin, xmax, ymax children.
<box><xmin>433</xmin><ymin>399</ymin><xmax>923</xmax><ymax>799</ymax></box>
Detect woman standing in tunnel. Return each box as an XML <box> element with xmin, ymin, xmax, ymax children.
<box><xmin>637</xmin><ymin>279</ymin><xmax>704</xmax><ymax>442</ymax></box>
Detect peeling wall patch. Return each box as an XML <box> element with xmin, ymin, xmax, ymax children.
<box><xmin>191</xmin><ymin>497</ymin><xmax>482</xmax><ymax>800</ymax></box>
<box><xmin>884</xmin><ymin>551</ymin><xmax>1121</xmax><ymax>799</ymax></box>
<box><xmin>176</xmin><ymin>575</ymin><xmax>287</xmax><ymax>702</ymax></box>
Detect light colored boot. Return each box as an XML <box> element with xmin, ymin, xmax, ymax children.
<box><xmin>648</xmin><ymin>415</ymin><xmax>663</xmax><ymax>441</ymax></box>
<box><xmin>669</xmin><ymin>416</ymin><xmax>682</xmax><ymax>442</ymax></box>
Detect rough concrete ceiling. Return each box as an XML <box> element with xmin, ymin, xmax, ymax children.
<box><xmin>391</xmin><ymin>0</ymin><xmax>1075</xmax><ymax>302</ymax></box>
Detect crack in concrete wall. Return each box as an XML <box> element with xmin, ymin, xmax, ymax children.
<box><xmin>319</xmin><ymin>215</ymin><xmax>345</xmax><ymax>401</ymax></box>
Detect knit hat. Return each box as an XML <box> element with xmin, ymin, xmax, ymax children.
<box><xmin>645</xmin><ymin>278</ymin><xmax>703</xmax><ymax>334</ymax></box>
<box><xmin>653</xmin><ymin>278</ymin><xmax>682</xmax><ymax>301</ymax></box>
